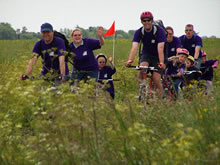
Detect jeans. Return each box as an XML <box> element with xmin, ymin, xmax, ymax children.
<box><xmin>71</xmin><ymin>68</ymin><xmax>99</xmax><ymax>82</ymax></box>
<box><xmin>173</xmin><ymin>78</ymin><xmax>183</xmax><ymax>97</ymax></box>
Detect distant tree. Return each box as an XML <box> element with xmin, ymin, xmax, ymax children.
<box><xmin>115</xmin><ymin>30</ymin><xmax>129</xmax><ymax>39</ymax></box>
<box><xmin>20</xmin><ymin>32</ymin><xmax>36</xmax><ymax>40</ymax></box>
<box><xmin>16</xmin><ymin>28</ymin><xmax>21</xmax><ymax>39</ymax></box>
<box><xmin>0</xmin><ymin>22</ymin><xmax>16</xmax><ymax>40</ymax></box>
<box><xmin>21</xmin><ymin>26</ymin><xmax>28</xmax><ymax>33</ymax></box>
<box><xmin>210</xmin><ymin>35</ymin><xmax>217</xmax><ymax>38</ymax></box>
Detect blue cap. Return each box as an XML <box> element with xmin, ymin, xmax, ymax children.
<box><xmin>41</xmin><ymin>23</ymin><xmax>53</xmax><ymax>32</ymax></box>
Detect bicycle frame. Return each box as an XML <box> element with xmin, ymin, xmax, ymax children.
<box><xmin>128</xmin><ymin>66</ymin><xmax>158</xmax><ymax>105</ymax></box>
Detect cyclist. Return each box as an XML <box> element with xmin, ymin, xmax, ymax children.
<box><xmin>166</xmin><ymin>26</ymin><xmax>181</xmax><ymax>58</ymax></box>
<box><xmin>20</xmin><ymin>23</ymin><xmax>69</xmax><ymax>84</ymax></box>
<box><xmin>69</xmin><ymin>27</ymin><xmax>104</xmax><ymax>82</ymax></box>
<box><xmin>179</xmin><ymin>24</ymin><xmax>203</xmax><ymax>69</ymax></box>
<box><xmin>96</xmin><ymin>54</ymin><xmax>116</xmax><ymax>99</ymax></box>
<box><xmin>200</xmin><ymin>51</ymin><xmax>218</xmax><ymax>94</ymax></box>
<box><xmin>166</xmin><ymin>48</ymin><xmax>189</xmax><ymax>97</ymax></box>
<box><xmin>125</xmin><ymin>11</ymin><xmax>166</xmax><ymax>97</ymax></box>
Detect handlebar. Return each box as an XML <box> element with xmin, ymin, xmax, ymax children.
<box><xmin>183</xmin><ymin>71</ymin><xmax>201</xmax><ymax>75</ymax></box>
<box><xmin>127</xmin><ymin>66</ymin><xmax>158</xmax><ymax>71</ymax></box>
<box><xmin>98</xmin><ymin>78</ymin><xmax>120</xmax><ymax>82</ymax></box>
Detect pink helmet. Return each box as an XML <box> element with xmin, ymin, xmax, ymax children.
<box><xmin>177</xmin><ymin>48</ymin><xmax>189</xmax><ymax>57</ymax></box>
<box><xmin>140</xmin><ymin>11</ymin><xmax>153</xmax><ymax>20</ymax></box>
<box><xmin>201</xmin><ymin>51</ymin><xmax>207</xmax><ymax>57</ymax></box>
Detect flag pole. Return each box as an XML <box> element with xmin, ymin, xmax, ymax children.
<box><xmin>112</xmin><ymin>30</ymin><xmax>115</xmax><ymax>65</ymax></box>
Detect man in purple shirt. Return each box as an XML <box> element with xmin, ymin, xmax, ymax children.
<box><xmin>125</xmin><ymin>11</ymin><xmax>166</xmax><ymax>97</ymax></box>
<box><xmin>21</xmin><ymin>23</ymin><xmax>68</xmax><ymax>83</ymax></box>
<box><xmin>166</xmin><ymin>26</ymin><xmax>181</xmax><ymax>58</ymax></box>
<box><xmin>69</xmin><ymin>27</ymin><xmax>104</xmax><ymax>81</ymax></box>
<box><xmin>179</xmin><ymin>24</ymin><xmax>203</xmax><ymax>69</ymax></box>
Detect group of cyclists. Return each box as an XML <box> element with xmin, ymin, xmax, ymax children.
<box><xmin>20</xmin><ymin>11</ymin><xmax>218</xmax><ymax>100</ymax></box>
<box><xmin>125</xmin><ymin>11</ymin><xmax>218</xmax><ymax>98</ymax></box>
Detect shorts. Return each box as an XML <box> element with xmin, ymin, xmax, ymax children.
<box><xmin>139</xmin><ymin>54</ymin><xmax>165</xmax><ymax>75</ymax></box>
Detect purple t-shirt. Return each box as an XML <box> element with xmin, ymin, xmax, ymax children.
<box><xmin>200</xmin><ymin>60</ymin><xmax>218</xmax><ymax>81</ymax></box>
<box><xmin>32</xmin><ymin>37</ymin><xmax>69</xmax><ymax>75</ymax></box>
<box><xmin>166</xmin><ymin>60</ymin><xmax>185</xmax><ymax>76</ymax></box>
<box><xmin>69</xmin><ymin>38</ymin><xmax>101</xmax><ymax>71</ymax></box>
<box><xmin>167</xmin><ymin>36</ymin><xmax>181</xmax><ymax>58</ymax></box>
<box><xmin>133</xmin><ymin>25</ymin><xmax>166</xmax><ymax>58</ymax></box>
<box><xmin>98</xmin><ymin>66</ymin><xmax>116</xmax><ymax>96</ymax></box>
<box><xmin>179</xmin><ymin>34</ymin><xmax>203</xmax><ymax>57</ymax></box>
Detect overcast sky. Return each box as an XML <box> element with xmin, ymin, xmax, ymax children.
<box><xmin>1</xmin><ymin>0</ymin><xmax>220</xmax><ymax>37</ymax></box>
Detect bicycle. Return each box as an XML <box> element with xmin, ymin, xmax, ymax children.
<box><xmin>128</xmin><ymin>66</ymin><xmax>174</xmax><ymax>106</ymax></box>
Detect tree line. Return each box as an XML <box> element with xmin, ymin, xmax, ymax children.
<box><xmin>0</xmin><ymin>22</ymin><xmax>136</xmax><ymax>40</ymax></box>
<box><xmin>0</xmin><ymin>22</ymin><xmax>217</xmax><ymax>40</ymax></box>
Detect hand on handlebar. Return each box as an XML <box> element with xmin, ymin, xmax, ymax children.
<box><xmin>20</xmin><ymin>74</ymin><xmax>29</xmax><ymax>80</ymax></box>
<box><xmin>158</xmin><ymin>63</ymin><xmax>166</xmax><ymax>70</ymax></box>
<box><xmin>125</xmin><ymin>59</ymin><xmax>133</xmax><ymax>67</ymax></box>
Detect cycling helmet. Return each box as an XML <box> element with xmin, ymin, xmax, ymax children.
<box><xmin>96</xmin><ymin>53</ymin><xmax>107</xmax><ymax>63</ymax></box>
<box><xmin>187</xmin><ymin>55</ymin><xmax>195</xmax><ymax>64</ymax></box>
<box><xmin>201</xmin><ymin>51</ymin><xmax>207</xmax><ymax>57</ymax></box>
<box><xmin>140</xmin><ymin>11</ymin><xmax>153</xmax><ymax>20</ymax></box>
<box><xmin>177</xmin><ymin>48</ymin><xmax>189</xmax><ymax>57</ymax></box>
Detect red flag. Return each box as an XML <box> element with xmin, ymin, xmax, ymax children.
<box><xmin>104</xmin><ymin>21</ymin><xmax>115</xmax><ymax>37</ymax></box>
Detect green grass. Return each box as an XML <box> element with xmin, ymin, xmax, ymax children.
<box><xmin>0</xmin><ymin>39</ymin><xmax>220</xmax><ymax>164</ymax></box>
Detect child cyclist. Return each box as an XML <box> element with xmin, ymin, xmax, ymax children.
<box><xmin>165</xmin><ymin>48</ymin><xmax>189</xmax><ymax>97</ymax></box>
<box><xmin>184</xmin><ymin>55</ymin><xmax>202</xmax><ymax>84</ymax></box>
<box><xmin>200</xmin><ymin>51</ymin><xmax>218</xmax><ymax>94</ymax></box>
<box><xmin>96</xmin><ymin>54</ymin><xmax>116</xmax><ymax>99</ymax></box>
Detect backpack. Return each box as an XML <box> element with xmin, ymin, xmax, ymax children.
<box><xmin>53</xmin><ymin>31</ymin><xmax>71</xmax><ymax>52</ymax></box>
<box><xmin>139</xmin><ymin>19</ymin><xmax>168</xmax><ymax>61</ymax></box>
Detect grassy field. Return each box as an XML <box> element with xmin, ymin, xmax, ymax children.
<box><xmin>0</xmin><ymin>39</ymin><xmax>220</xmax><ymax>164</ymax></box>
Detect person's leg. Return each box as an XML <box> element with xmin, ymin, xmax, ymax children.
<box><xmin>138</xmin><ymin>61</ymin><xmax>149</xmax><ymax>83</ymax></box>
<box><xmin>86</xmin><ymin>71</ymin><xmax>99</xmax><ymax>81</ymax></box>
<box><xmin>173</xmin><ymin>78</ymin><xmax>183</xmax><ymax>97</ymax></box>
<box><xmin>152</xmin><ymin>72</ymin><xmax>163</xmax><ymax>97</ymax></box>
<box><xmin>205</xmin><ymin>80</ymin><xmax>213</xmax><ymax>95</ymax></box>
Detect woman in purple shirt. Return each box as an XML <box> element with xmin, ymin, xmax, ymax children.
<box><xmin>69</xmin><ymin>27</ymin><xmax>104</xmax><ymax>81</ymax></box>
<box><xmin>166</xmin><ymin>26</ymin><xmax>181</xmax><ymax>58</ymax></box>
<box><xmin>166</xmin><ymin>48</ymin><xmax>189</xmax><ymax>97</ymax></box>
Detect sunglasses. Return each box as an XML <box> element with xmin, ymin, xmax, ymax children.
<box><xmin>98</xmin><ymin>61</ymin><xmax>106</xmax><ymax>64</ymax></box>
<box><xmin>142</xmin><ymin>19</ymin><xmax>152</xmax><ymax>22</ymax></box>
<box><xmin>73</xmin><ymin>34</ymin><xmax>82</xmax><ymax>37</ymax></box>
<box><xmin>185</xmin><ymin>29</ymin><xmax>193</xmax><ymax>32</ymax></box>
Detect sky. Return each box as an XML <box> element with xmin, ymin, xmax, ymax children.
<box><xmin>0</xmin><ymin>0</ymin><xmax>220</xmax><ymax>38</ymax></box>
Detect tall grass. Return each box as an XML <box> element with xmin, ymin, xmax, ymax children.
<box><xmin>0</xmin><ymin>39</ymin><xmax>220</xmax><ymax>164</ymax></box>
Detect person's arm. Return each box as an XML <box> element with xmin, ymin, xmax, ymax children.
<box><xmin>125</xmin><ymin>42</ymin><xmax>139</xmax><ymax>67</ymax></box>
<box><xmin>59</xmin><ymin>56</ymin><xmax>65</xmax><ymax>76</ymax></box>
<box><xmin>158</xmin><ymin>42</ymin><xmax>166</xmax><ymax>69</ymax></box>
<box><xmin>212</xmin><ymin>60</ymin><xmax>218</xmax><ymax>68</ymax></box>
<box><xmin>96</xmin><ymin>26</ymin><xmax>104</xmax><ymax>46</ymax></box>
<box><xmin>194</xmin><ymin>46</ymin><xmax>201</xmax><ymax>60</ymax></box>
<box><xmin>176</xmin><ymin>68</ymin><xmax>185</xmax><ymax>77</ymax></box>
<box><xmin>26</xmin><ymin>56</ymin><xmax>38</xmax><ymax>75</ymax></box>
<box><xmin>108</xmin><ymin>56</ymin><xmax>115</xmax><ymax>70</ymax></box>
<box><xmin>194</xmin><ymin>36</ymin><xmax>202</xmax><ymax>60</ymax></box>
